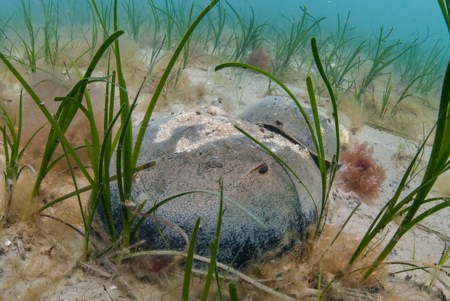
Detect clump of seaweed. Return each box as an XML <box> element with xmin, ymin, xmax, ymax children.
<box><xmin>339</xmin><ymin>141</ymin><xmax>386</xmax><ymax>201</ymax></box>
<box><xmin>246</xmin><ymin>48</ymin><xmax>271</xmax><ymax>72</ymax></box>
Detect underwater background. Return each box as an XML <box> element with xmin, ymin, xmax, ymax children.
<box><xmin>1</xmin><ymin>0</ymin><xmax>448</xmax><ymax>45</ymax></box>
<box><xmin>0</xmin><ymin>1</ymin><xmax>449</xmax><ymax>299</ymax></box>
<box><xmin>0</xmin><ymin>0</ymin><xmax>448</xmax><ymax>130</ymax></box>
<box><xmin>231</xmin><ymin>0</ymin><xmax>447</xmax><ymax>42</ymax></box>
<box><xmin>1</xmin><ymin>0</ymin><xmax>447</xmax><ymax>75</ymax></box>
<box><xmin>1</xmin><ymin>1</ymin><xmax>447</xmax><ymax>55</ymax></box>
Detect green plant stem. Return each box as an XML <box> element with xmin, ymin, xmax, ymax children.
<box><xmin>229</xmin><ymin>283</ymin><xmax>239</xmax><ymax>301</ymax></box>
<box><xmin>119</xmin><ymin>250</ymin><xmax>296</xmax><ymax>301</ymax></box>
<box><xmin>182</xmin><ymin>218</ymin><xmax>201</xmax><ymax>301</ymax></box>
<box><xmin>206</xmin><ymin>2</ymin><xmax>226</xmax><ymax>55</ymax></box>
<box><xmin>36</xmin><ymin>161</ymin><xmax>156</xmax><ymax>213</ymax></box>
<box><xmin>356</xmin><ymin>27</ymin><xmax>417</xmax><ymax>104</ymax></box>
<box><xmin>272</xmin><ymin>7</ymin><xmax>323</xmax><ymax>77</ymax></box>
<box><xmin>122</xmin><ymin>0</ymin><xmax>143</xmax><ymax>42</ymax></box>
<box><xmin>28</xmin><ymin>30</ymin><xmax>124</xmax><ymax>198</ymax></box>
<box><xmin>19</xmin><ymin>0</ymin><xmax>37</xmax><ymax>72</ymax></box>
<box><xmin>353</xmin><ymin>58</ymin><xmax>450</xmax><ymax>280</ymax></box>
<box><xmin>132</xmin><ymin>0</ymin><xmax>219</xmax><ymax>169</ymax></box>
<box><xmin>111</xmin><ymin>0</ymin><xmax>133</xmax><ymax>248</ymax></box>
<box><xmin>309</xmin><ymin>38</ymin><xmax>341</xmax><ymax>238</ymax></box>
<box><xmin>216</xmin><ymin>38</ymin><xmax>341</xmax><ymax>240</ymax></box>
<box><xmin>439</xmin><ymin>0</ymin><xmax>450</xmax><ymax>33</ymax></box>
<box><xmin>324</xmin><ymin>12</ymin><xmax>365</xmax><ymax>101</ymax></box>
<box><xmin>227</xmin><ymin>3</ymin><xmax>266</xmax><ymax>62</ymax></box>
<box><xmin>201</xmin><ymin>179</ymin><xmax>224</xmax><ymax>300</ymax></box>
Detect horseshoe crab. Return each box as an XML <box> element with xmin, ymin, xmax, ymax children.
<box><xmin>240</xmin><ymin>96</ymin><xmax>338</xmax><ymax>166</ymax></box>
<box><xmin>97</xmin><ymin>107</ymin><xmax>325</xmax><ymax>268</ymax></box>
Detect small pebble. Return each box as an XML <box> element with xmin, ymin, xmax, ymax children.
<box><xmin>4</xmin><ymin>240</ymin><xmax>11</xmax><ymax>247</ymax></box>
<box><xmin>16</xmin><ymin>239</ymin><xmax>25</xmax><ymax>260</ymax></box>
<box><xmin>207</xmin><ymin>106</ymin><xmax>229</xmax><ymax>117</ymax></box>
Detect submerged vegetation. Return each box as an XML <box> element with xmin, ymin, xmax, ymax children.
<box><xmin>0</xmin><ymin>0</ymin><xmax>448</xmax><ymax>300</ymax></box>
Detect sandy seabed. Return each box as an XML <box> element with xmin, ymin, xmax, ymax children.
<box><xmin>0</xmin><ymin>44</ymin><xmax>449</xmax><ymax>301</ymax></box>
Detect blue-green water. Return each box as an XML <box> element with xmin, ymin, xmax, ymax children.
<box><xmin>1</xmin><ymin>0</ymin><xmax>447</xmax><ymax>44</ymax></box>
<box><xmin>0</xmin><ymin>0</ymin><xmax>448</xmax><ymax>102</ymax></box>
<box><xmin>229</xmin><ymin>0</ymin><xmax>447</xmax><ymax>43</ymax></box>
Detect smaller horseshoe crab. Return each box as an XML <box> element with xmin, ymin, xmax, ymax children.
<box><xmin>240</xmin><ymin>96</ymin><xmax>338</xmax><ymax>166</ymax></box>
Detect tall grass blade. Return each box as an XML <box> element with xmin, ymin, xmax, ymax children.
<box><xmin>83</xmin><ymin>102</ymin><xmax>125</xmax><ymax>252</ymax></box>
<box><xmin>390</xmin><ymin>74</ymin><xmax>423</xmax><ymax>116</ymax></box>
<box><xmin>182</xmin><ymin>217</ymin><xmax>201</xmax><ymax>301</ymax></box>
<box><xmin>271</xmin><ymin>7</ymin><xmax>323</xmax><ymax>77</ymax></box>
<box><xmin>110</xmin><ymin>0</ymin><xmax>135</xmax><ymax>248</ymax></box>
<box><xmin>380</xmin><ymin>73</ymin><xmax>392</xmax><ymax>118</ymax></box>
<box><xmin>216</xmin><ymin>37</ymin><xmax>341</xmax><ymax>240</ymax></box>
<box><xmin>37</xmin><ymin>161</ymin><xmax>155</xmax><ymax>213</ymax></box>
<box><xmin>0</xmin><ymin>53</ymin><xmax>89</xmax><ymax>197</ymax></box>
<box><xmin>122</xmin><ymin>0</ymin><xmax>143</xmax><ymax>42</ymax></box>
<box><xmin>308</xmin><ymin>38</ymin><xmax>341</xmax><ymax>238</ymax></box>
<box><xmin>130</xmin><ymin>189</ymin><xmax>265</xmax><ymax>240</ymax></box>
<box><xmin>323</xmin><ymin>13</ymin><xmax>365</xmax><ymax>102</ymax></box>
<box><xmin>226</xmin><ymin>2</ymin><xmax>266</xmax><ymax>61</ymax></box>
<box><xmin>229</xmin><ymin>282</ymin><xmax>239</xmax><ymax>301</ymax></box>
<box><xmin>0</xmin><ymin>92</ymin><xmax>33</xmax><ymax>222</ymax></box>
<box><xmin>349</xmin><ymin>56</ymin><xmax>450</xmax><ymax>280</ymax></box>
<box><xmin>215</xmin><ymin>63</ymin><xmax>320</xmax><ymax>150</ymax></box>
<box><xmin>18</xmin><ymin>0</ymin><xmax>38</xmax><ymax>72</ymax></box>
<box><xmin>439</xmin><ymin>0</ymin><xmax>450</xmax><ymax>32</ymax></box>
<box><xmin>206</xmin><ymin>2</ymin><xmax>226</xmax><ymax>55</ymax></box>
<box><xmin>29</xmin><ymin>30</ymin><xmax>124</xmax><ymax>197</ymax></box>
<box><xmin>201</xmin><ymin>179</ymin><xmax>224</xmax><ymax>300</ymax></box>
<box><xmin>356</xmin><ymin>27</ymin><xmax>417</xmax><ymax>104</ymax></box>
<box><xmin>59</xmin><ymin>138</ymin><xmax>88</xmax><ymax>232</ymax></box>
<box><xmin>233</xmin><ymin>123</ymin><xmax>315</xmax><ymax>203</ymax></box>
<box><xmin>349</xmin><ymin>127</ymin><xmax>435</xmax><ymax>264</ymax></box>
<box><xmin>132</xmin><ymin>0</ymin><xmax>220</xmax><ymax>169</ymax></box>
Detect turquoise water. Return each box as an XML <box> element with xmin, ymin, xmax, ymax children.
<box><xmin>0</xmin><ymin>0</ymin><xmax>448</xmax><ymax>102</ymax></box>
<box><xmin>1</xmin><ymin>0</ymin><xmax>447</xmax><ymax>43</ymax></box>
<box><xmin>229</xmin><ymin>0</ymin><xmax>447</xmax><ymax>43</ymax></box>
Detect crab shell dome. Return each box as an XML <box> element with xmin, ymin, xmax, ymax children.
<box><xmin>97</xmin><ymin>110</ymin><xmax>322</xmax><ymax>268</ymax></box>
